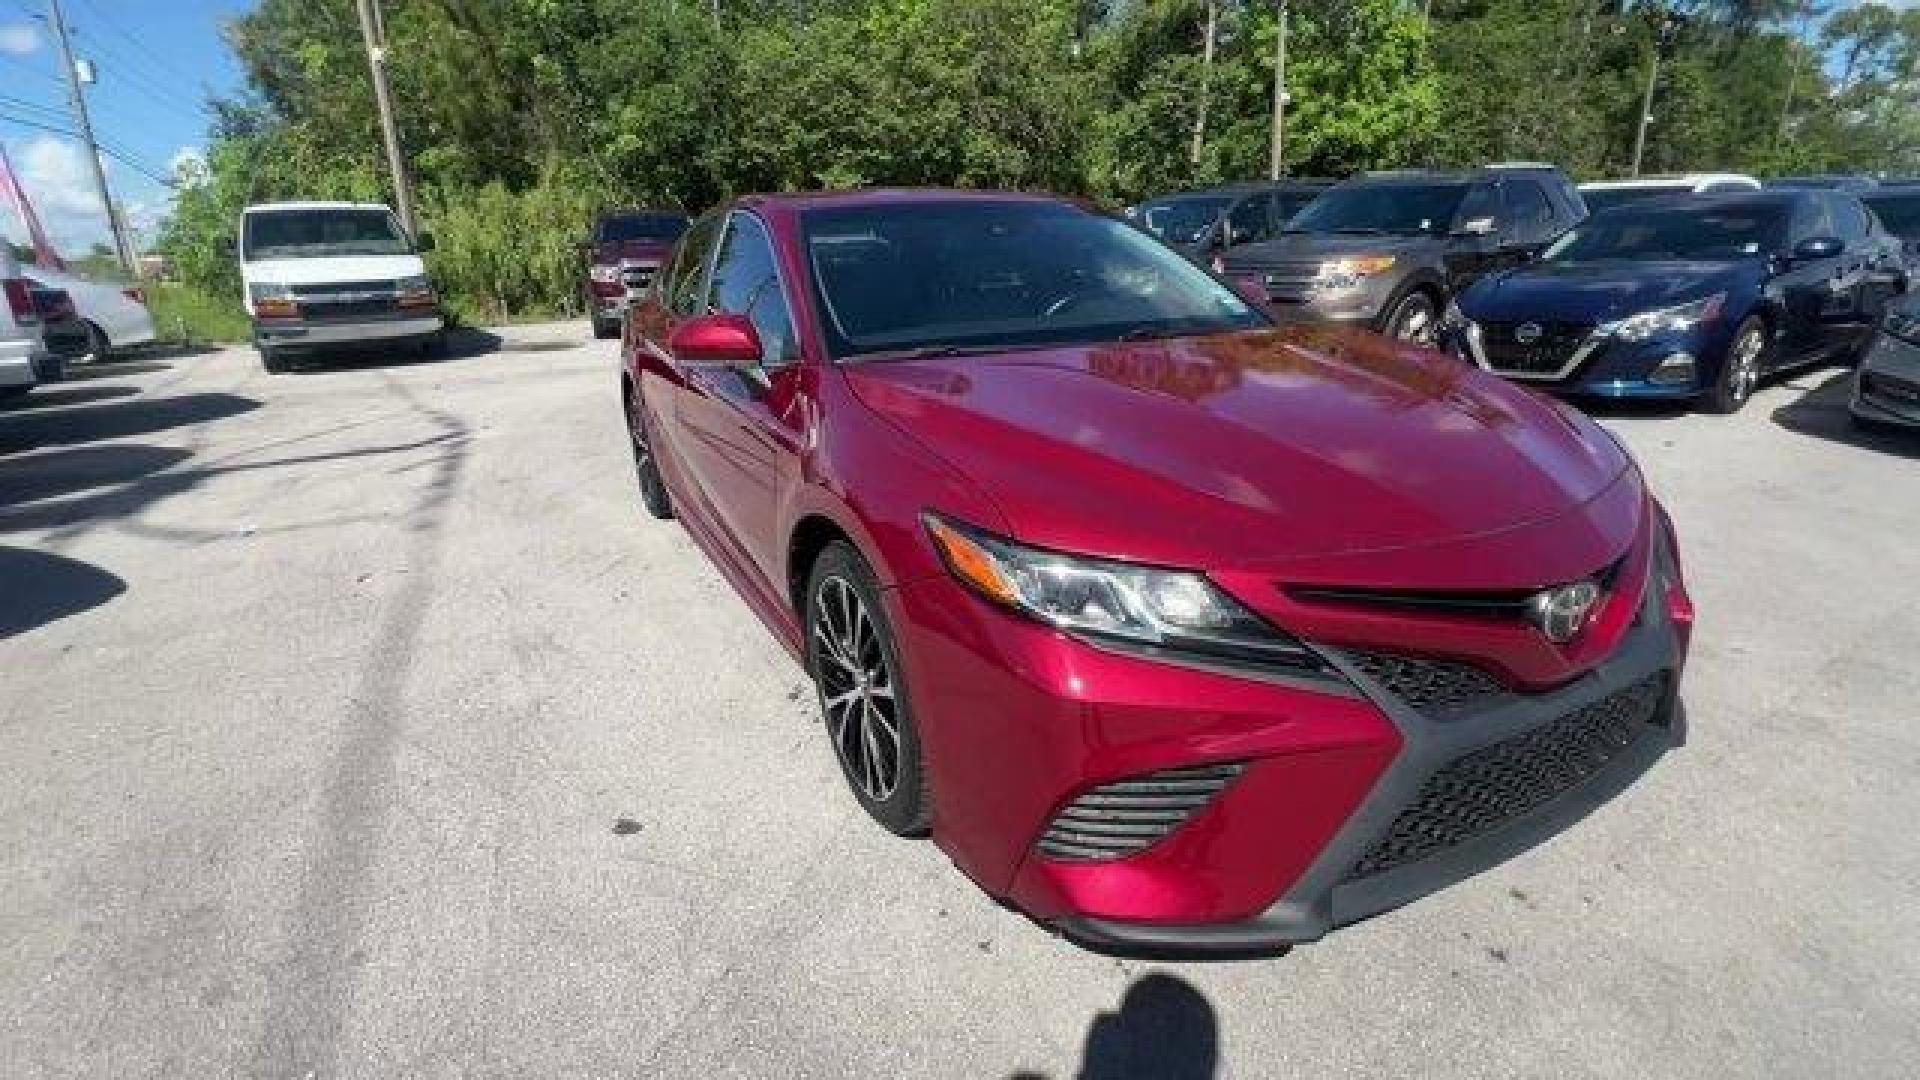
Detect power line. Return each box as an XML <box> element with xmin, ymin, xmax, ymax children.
<box><xmin>0</xmin><ymin>109</ymin><xmax>176</xmax><ymax>188</ymax></box>
<box><xmin>69</xmin><ymin>0</ymin><xmax>207</xmax><ymax>91</ymax></box>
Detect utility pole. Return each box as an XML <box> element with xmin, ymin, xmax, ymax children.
<box><xmin>1190</xmin><ymin>0</ymin><xmax>1217</xmax><ymax>168</ymax></box>
<box><xmin>1629</xmin><ymin>8</ymin><xmax>1681</xmax><ymax>178</ymax></box>
<box><xmin>1269</xmin><ymin>0</ymin><xmax>1289</xmax><ymax>180</ymax></box>
<box><xmin>45</xmin><ymin>0</ymin><xmax>132</xmax><ymax>274</ymax></box>
<box><xmin>354</xmin><ymin>0</ymin><xmax>417</xmax><ymax>236</ymax></box>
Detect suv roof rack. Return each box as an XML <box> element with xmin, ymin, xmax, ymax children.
<box><xmin>1486</xmin><ymin>162</ymin><xmax>1559</xmax><ymax>170</ymax></box>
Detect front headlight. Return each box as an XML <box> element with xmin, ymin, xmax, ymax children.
<box><xmin>1882</xmin><ymin>305</ymin><xmax>1920</xmax><ymax>344</ymax></box>
<box><xmin>1314</xmin><ymin>255</ymin><xmax>1396</xmax><ymax>291</ymax></box>
<box><xmin>923</xmin><ymin>514</ymin><xmax>1319</xmax><ymax>669</ymax></box>
<box><xmin>248</xmin><ymin>281</ymin><xmax>291</xmax><ymax>302</ymax></box>
<box><xmin>1598</xmin><ymin>292</ymin><xmax>1726</xmax><ymax>342</ymax></box>
<box><xmin>589</xmin><ymin>264</ymin><xmax>621</xmax><ymax>285</ymax></box>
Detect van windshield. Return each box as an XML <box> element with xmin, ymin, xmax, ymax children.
<box><xmin>244</xmin><ymin>208</ymin><xmax>412</xmax><ymax>260</ymax></box>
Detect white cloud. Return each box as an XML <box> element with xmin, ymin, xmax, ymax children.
<box><xmin>0</xmin><ymin>22</ymin><xmax>40</xmax><ymax>56</ymax></box>
<box><xmin>1</xmin><ymin>135</ymin><xmax>176</xmax><ymax>257</ymax></box>
<box><xmin>169</xmin><ymin>146</ymin><xmax>208</xmax><ymax>187</ymax></box>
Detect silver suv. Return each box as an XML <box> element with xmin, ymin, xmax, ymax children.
<box><xmin>1221</xmin><ymin>166</ymin><xmax>1587</xmax><ymax>344</ymax></box>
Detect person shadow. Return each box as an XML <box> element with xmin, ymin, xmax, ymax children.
<box><xmin>1011</xmin><ymin>972</ymin><xmax>1218</xmax><ymax>1080</ymax></box>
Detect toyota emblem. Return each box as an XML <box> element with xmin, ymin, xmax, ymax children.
<box><xmin>1527</xmin><ymin>579</ymin><xmax>1600</xmax><ymax>643</ymax></box>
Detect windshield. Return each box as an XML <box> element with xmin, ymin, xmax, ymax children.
<box><xmin>1579</xmin><ymin>186</ymin><xmax>1684</xmax><ymax>214</ymax></box>
<box><xmin>801</xmin><ymin>200</ymin><xmax>1268</xmax><ymax>360</ymax></box>
<box><xmin>1866</xmin><ymin>193</ymin><xmax>1920</xmax><ymax>240</ymax></box>
<box><xmin>1544</xmin><ymin>204</ymin><xmax>1785</xmax><ymax>262</ymax></box>
<box><xmin>597</xmin><ymin>213</ymin><xmax>689</xmax><ymax>243</ymax></box>
<box><xmin>1288</xmin><ymin>182</ymin><xmax>1467</xmax><ymax>236</ymax></box>
<box><xmin>244</xmin><ymin>208</ymin><xmax>411</xmax><ymax>260</ymax></box>
<box><xmin>1136</xmin><ymin>196</ymin><xmax>1233</xmax><ymax>244</ymax></box>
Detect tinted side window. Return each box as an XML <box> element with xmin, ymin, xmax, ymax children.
<box><xmin>1501</xmin><ymin>177</ymin><xmax>1555</xmax><ymax>243</ymax></box>
<box><xmin>668</xmin><ymin>212</ymin><xmax>724</xmax><ymax>316</ymax></box>
<box><xmin>707</xmin><ymin>212</ymin><xmax>798</xmax><ymax>367</ymax></box>
<box><xmin>1789</xmin><ymin>198</ymin><xmax>1832</xmax><ymax>245</ymax></box>
<box><xmin>1227</xmin><ymin>192</ymin><xmax>1277</xmax><ymax>244</ymax></box>
<box><xmin>1830</xmin><ymin>195</ymin><xmax>1871</xmax><ymax>243</ymax></box>
<box><xmin>1455</xmin><ymin>184</ymin><xmax>1499</xmax><ymax>229</ymax></box>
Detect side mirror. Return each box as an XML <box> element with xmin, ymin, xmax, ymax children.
<box><xmin>1453</xmin><ymin>216</ymin><xmax>1497</xmax><ymax>238</ymax></box>
<box><xmin>1792</xmin><ymin>235</ymin><xmax>1843</xmax><ymax>261</ymax></box>
<box><xmin>669</xmin><ymin>313</ymin><xmax>763</xmax><ymax>368</ymax></box>
<box><xmin>415</xmin><ymin>231</ymin><xmax>436</xmax><ymax>253</ymax></box>
<box><xmin>1226</xmin><ymin>222</ymin><xmax>1256</xmax><ymax>247</ymax></box>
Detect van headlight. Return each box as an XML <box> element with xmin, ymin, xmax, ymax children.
<box><xmin>249</xmin><ymin>282</ymin><xmax>297</xmax><ymax>319</ymax></box>
<box><xmin>395</xmin><ymin>274</ymin><xmax>437</xmax><ymax>308</ymax></box>
<box><xmin>1598</xmin><ymin>292</ymin><xmax>1726</xmax><ymax>342</ymax></box>
<box><xmin>923</xmin><ymin>514</ymin><xmax>1319</xmax><ymax>669</ymax></box>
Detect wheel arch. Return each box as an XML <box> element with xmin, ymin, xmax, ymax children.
<box><xmin>788</xmin><ymin>513</ymin><xmax>859</xmax><ymax>620</ymax></box>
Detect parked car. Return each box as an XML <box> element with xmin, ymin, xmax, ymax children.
<box><xmin>20</xmin><ymin>264</ymin><xmax>156</xmax><ymax>360</ymax></box>
<box><xmin>1</xmin><ymin>247</ymin><xmax>46</xmax><ymax>401</ymax></box>
<box><xmin>1852</xmin><ymin>294</ymin><xmax>1920</xmax><ymax>431</ymax></box>
<box><xmin>1130</xmin><ymin>180</ymin><xmax>1332</xmax><ymax>265</ymax></box>
<box><xmin>621</xmin><ymin>188</ymin><xmax>1693</xmax><ymax>958</ymax></box>
<box><xmin>1862</xmin><ymin>185</ymin><xmax>1920</xmax><ymax>259</ymax></box>
<box><xmin>1767</xmin><ymin>175</ymin><xmax>1879</xmax><ymax>192</ymax></box>
<box><xmin>241</xmin><ymin>200</ymin><xmax>444</xmax><ymax>372</ymax></box>
<box><xmin>1221</xmin><ymin>165</ymin><xmax>1586</xmax><ymax>344</ymax></box>
<box><xmin>583</xmin><ymin>209</ymin><xmax>690</xmax><ymax>339</ymax></box>
<box><xmin>1446</xmin><ymin>190</ymin><xmax>1906</xmax><ymax>413</ymax></box>
<box><xmin>1579</xmin><ymin>173</ymin><xmax>1760</xmax><ymax>214</ymax></box>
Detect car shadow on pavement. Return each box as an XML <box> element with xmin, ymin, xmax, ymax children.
<box><xmin>0</xmin><ymin>545</ymin><xmax>126</xmax><ymax>639</ymax></box>
<box><xmin>1009</xmin><ymin>972</ymin><xmax>1218</xmax><ymax>1080</ymax></box>
<box><xmin>53</xmin><ymin>359</ymin><xmax>172</xmax><ymax>382</ymax></box>
<box><xmin>0</xmin><ymin>384</ymin><xmax>140</xmax><ymax>411</ymax></box>
<box><xmin>278</xmin><ymin>326</ymin><xmax>505</xmax><ymax>374</ymax></box>
<box><xmin>1771</xmin><ymin>368</ymin><xmax>1920</xmax><ymax>459</ymax></box>
<box><xmin>0</xmin><ymin>444</ymin><xmax>194</xmax><ymax>507</ymax></box>
<box><xmin>0</xmin><ymin>393</ymin><xmax>260</xmax><ymax>455</ymax></box>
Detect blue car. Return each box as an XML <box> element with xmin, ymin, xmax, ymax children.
<box><xmin>1445</xmin><ymin>190</ymin><xmax>1908</xmax><ymax>413</ymax></box>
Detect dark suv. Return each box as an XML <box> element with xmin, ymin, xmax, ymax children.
<box><xmin>1130</xmin><ymin>180</ymin><xmax>1332</xmax><ymax>265</ymax></box>
<box><xmin>1221</xmin><ymin>166</ymin><xmax>1587</xmax><ymax>343</ymax></box>
<box><xmin>583</xmin><ymin>209</ymin><xmax>690</xmax><ymax>339</ymax></box>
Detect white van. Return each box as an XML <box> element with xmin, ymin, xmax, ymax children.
<box><xmin>1</xmin><ymin>246</ymin><xmax>48</xmax><ymax>401</ymax></box>
<box><xmin>240</xmin><ymin>201</ymin><xmax>444</xmax><ymax>371</ymax></box>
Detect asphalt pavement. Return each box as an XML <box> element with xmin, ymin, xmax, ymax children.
<box><xmin>2</xmin><ymin>325</ymin><xmax>1916</xmax><ymax>1079</ymax></box>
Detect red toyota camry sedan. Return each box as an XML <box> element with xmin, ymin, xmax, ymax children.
<box><xmin>620</xmin><ymin>189</ymin><xmax>1694</xmax><ymax>958</ymax></box>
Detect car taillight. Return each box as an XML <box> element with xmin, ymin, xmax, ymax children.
<box><xmin>3</xmin><ymin>278</ymin><xmax>39</xmax><ymax>325</ymax></box>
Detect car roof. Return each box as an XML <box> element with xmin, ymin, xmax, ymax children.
<box><xmin>598</xmin><ymin>207</ymin><xmax>689</xmax><ymax>219</ymax></box>
<box><xmin>1602</xmin><ymin>190</ymin><xmax>1803</xmax><ymax>213</ymax></box>
<box><xmin>741</xmin><ymin>188</ymin><xmax>1077</xmax><ymax>213</ymax></box>
<box><xmin>242</xmin><ymin>201</ymin><xmax>393</xmax><ymax>214</ymax></box>
<box><xmin>1581</xmin><ymin>173</ymin><xmax>1759</xmax><ymax>190</ymax></box>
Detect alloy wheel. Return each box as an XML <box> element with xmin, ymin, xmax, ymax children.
<box><xmin>1390</xmin><ymin>295</ymin><xmax>1438</xmax><ymax>346</ymax></box>
<box><xmin>1729</xmin><ymin>325</ymin><xmax>1764</xmax><ymax>405</ymax></box>
<box><xmin>626</xmin><ymin>388</ymin><xmax>672</xmax><ymax>517</ymax></box>
<box><xmin>812</xmin><ymin>575</ymin><xmax>901</xmax><ymax>802</ymax></box>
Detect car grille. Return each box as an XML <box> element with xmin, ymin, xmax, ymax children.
<box><xmin>621</xmin><ymin>261</ymin><xmax>659</xmax><ymax>293</ymax></box>
<box><xmin>1347</xmin><ymin>672</ymin><xmax>1670</xmax><ymax>880</ymax></box>
<box><xmin>1346</xmin><ymin>650</ymin><xmax>1508</xmax><ymax>713</ymax></box>
<box><xmin>1475</xmin><ymin>320</ymin><xmax>1595</xmax><ymax>378</ymax></box>
<box><xmin>1864</xmin><ymin>370</ymin><xmax>1920</xmax><ymax>410</ymax></box>
<box><xmin>1225</xmin><ymin>258</ymin><xmax>1319</xmax><ymax>302</ymax></box>
<box><xmin>295</xmin><ymin>280</ymin><xmax>400</xmax><ymax>320</ymax></box>
<box><xmin>1036</xmin><ymin>762</ymin><xmax>1245</xmax><ymax>862</ymax></box>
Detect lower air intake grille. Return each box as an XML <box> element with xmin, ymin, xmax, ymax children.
<box><xmin>1037</xmin><ymin>762</ymin><xmax>1245</xmax><ymax>862</ymax></box>
<box><xmin>1349</xmin><ymin>673</ymin><xmax>1670</xmax><ymax>880</ymax></box>
<box><xmin>1346</xmin><ymin>650</ymin><xmax>1507</xmax><ymax>712</ymax></box>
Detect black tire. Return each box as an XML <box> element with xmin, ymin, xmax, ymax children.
<box><xmin>592</xmin><ymin>314</ymin><xmax>620</xmax><ymax>340</ymax></box>
<box><xmin>1382</xmin><ymin>289</ymin><xmax>1441</xmax><ymax>346</ymax></box>
<box><xmin>259</xmin><ymin>345</ymin><xmax>285</xmax><ymax>373</ymax></box>
<box><xmin>83</xmin><ymin>321</ymin><xmax>111</xmax><ymax>363</ymax></box>
<box><xmin>417</xmin><ymin>330</ymin><xmax>447</xmax><ymax>359</ymax></box>
<box><xmin>32</xmin><ymin>351</ymin><xmax>65</xmax><ymax>384</ymax></box>
<box><xmin>0</xmin><ymin>385</ymin><xmax>29</xmax><ymax>403</ymax></box>
<box><xmin>1704</xmin><ymin>315</ymin><xmax>1767</xmax><ymax>415</ymax></box>
<box><xmin>805</xmin><ymin>541</ymin><xmax>930</xmax><ymax>836</ymax></box>
<box><xmin>624</xmin><ymin>382</ymin><xmax>674</xmax><ymax>519</ymax></box>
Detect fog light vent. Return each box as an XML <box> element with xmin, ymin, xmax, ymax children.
<box><xmin>1036</xmin><ymin>762</ymin><xmax>1245</xmax><ymax>862</ymax></box>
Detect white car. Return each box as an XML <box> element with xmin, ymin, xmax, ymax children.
<box><xmin>240</xmin><ymin>200</ymin><xmax>444</xmax><ymax>372</ymax></box>
<box><xmin>1579</xmin><ymin>173</ymin><xmax>1762</xmax><ymax>215</ymax></box>
<box><xmin>1</xmin><ymin>247</ymin><xmax>49</xmax><ymax>401</ymax></box>
<box><xmin>20</xmin><ymin>263</ymin><xmax>156</xmax><ymax>360</ymax></box>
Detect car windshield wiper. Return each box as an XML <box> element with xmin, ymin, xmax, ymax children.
<box><xmin>844</xmin><ymin>343</ymin><xmax>1010</xmax><ymax>363</ymax></box>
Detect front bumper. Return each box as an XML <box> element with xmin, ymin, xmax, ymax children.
<box><xmin>893</xmin><ymin>518</ymin><xmax>1690</xmax><ymax>959</ymax></box>
<box><xmin>1851</xmin><ymin>333</ymin><xmax>1920</xmax><ymax>427</ymax></box>
<box><xmin>253</xmin><ymin>308</ymin><xmax>444</xmax><ymax>348</ymax></box>
<box><xmin>1449</xmin><ymin>319</ymin><xmax>1733</xmax><ymax>401</ymax></box>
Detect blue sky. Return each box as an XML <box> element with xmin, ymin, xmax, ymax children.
<box><xmin>0</xmin><ymin>0</ymin><xmax>248</xmax><ymax>257</ymax></box>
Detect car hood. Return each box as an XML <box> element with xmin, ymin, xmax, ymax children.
<box><xmin>593</xmin><ymin>239</ymin><xmax>675</xmax><ymax>266</ymax></box>
<box><xmin>1464</xmin><ymin>259</ymin><xmax>1756</xmax><ymax>323</ymax></box>
<box><xmin>845</xmin><ymin>326</ymin><xmax>1632</xmax><ymax>570</ymax></box>
<box><xmin>1224</xmin><ymin>231</ymin><xmax>1440</xmax><ymax>266</ymax></box>
<box><xmin>243</xmin><ymin>254</ymin><xmax>427</xmax><ymax>288</ymax></box>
